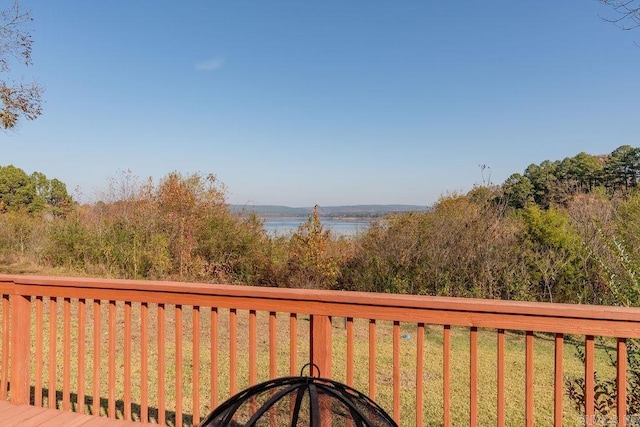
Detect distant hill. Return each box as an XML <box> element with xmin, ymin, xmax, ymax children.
<box><xmin>230</xmin><ymin>204</ymin><xmax>430</xmax><ymax>219</ymax></box>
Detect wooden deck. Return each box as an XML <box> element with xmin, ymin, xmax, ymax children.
<box><xmin>0</xmin><ymin>400</ymin><xmax>159</xmax><ymax>426</ymax></box>
<box><xmin>2</xmin><ymin>275</ymin><xmax>640</xmax><ymax>426</ymax></box>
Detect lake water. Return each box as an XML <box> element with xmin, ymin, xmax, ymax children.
<box><xmin>263</xmin><ymin>218</ymin><xmax>371</xmax><ymax>237</ymax></box>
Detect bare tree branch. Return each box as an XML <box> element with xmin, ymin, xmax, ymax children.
<box><xmin>600</xmin><ymin>0</ymin><xmax>640</xmax><ymax>30</ymax></box>
<box><xmin>0</xmin><ymin>1</ymin><xmax>43</xmax><ymax>131</ymax></box>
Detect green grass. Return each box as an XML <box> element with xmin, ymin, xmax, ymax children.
<box><xmin>0</xmin><ymin>301</ymin><xmax>618</xmax><ymax>426</ymax></box>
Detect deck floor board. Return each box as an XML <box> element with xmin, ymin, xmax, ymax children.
<box><xmin>0</xmin><ymin>400</ymin><xmax>159</xmax><ymax>426</ymax></box>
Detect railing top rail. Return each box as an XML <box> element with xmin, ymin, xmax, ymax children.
<box><xmin>1</xmin><ymin>274</ymin><xmax>640</xmax><ymax>337</ymax></box>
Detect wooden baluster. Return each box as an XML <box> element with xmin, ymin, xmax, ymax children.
<box><xmin>108</xmin><ymin>300</ymin><xmax>116</xmax><ymax>418</ymax></box>
<box><xmin>443</xmin><ymin>325</ymin><xmax>450</xmax><ymax>427</ymax></box>
<box><xmin>497</xmin><ymin>329</ymin><xmax>505</xmax><ymax>427</ymax></box>
<box><xmin>210</xmin><ymin>307</ymin><xmax>218</xmax><ymax>410</ymax></box>
<box><xmin>470</xmin><ymin>327</ymin><xmax>478</xmax><ymax>427</ymax></box>
<box><xmin>270</xmin><ymin>312</ymin><xmax>277</xmax><ymax>379</ymax></box>
<box><xmin>290</xmin><ymin>313</ymin><xmax>297</xmax><ymax>376</ymax></box>
<box><xmin>525</xmin><ymin>331</ymin><xmax>534</xmax><ymax>427</ymax></box>
<box><xmin>35</xmin><ymin>296</ymin><xmax>44</xmax><ymax>407</ymax></box>
<box><xmin>618</xmin><ymin>338</ymin><xmax>627</xmax><ymax>427</ymax></box>
<box><xmin>393</xmin><ymin>321</ymin><xmax>400</xmax><ymax>423</ymax></box>
<box><xmin>229</xmin><ymin>308</ymin><xmax>237</xmax><ymax>396</ymax></box>
<box><xmin>346</xmin><ymin>318</ymin><xmax>354</xmax><ymax>387</ymax></box>
<box><xmin>585</xmin><ymin>335</ymin><xmax>595</xmax><ymax>425</ymax></box>
<box><xmin>1</xmin><ymin>295</ymin><xmax>9</xmax><ymax>401</ymax></box>
<box><xmin>49</xmin><ymin>297</ymin><xmax>57</xmax><ymax>409</ymax></box>
<box><xmin>369</xmin><ymin>319</ymin><xmax>376</xmax><ymax>400</ymax></box>
<box><xmin>176</xmin><ymin>304</ymin><xmax>183</xmax><ymax>427</ymax></box>
<box><xmin>193</xmin><ymin>305</ymin><xmax>200</xmax><ymax>425</ymax></box>
<box><xmin>270</xmin><ymin>312</ymin><xmax>277</xmax><ymax>427</ymax></box>
<box><xmin>158</xmin><ymin>303</ymin><xmax>166</xmax><ymax>425</ymax></box>
<box><xmin>77</xmin><ymin>299</ymin><xmax>86</xmax><ymax>414</ymax></box>
<box><xmin>62</xmin><ymin>298</ymin><xmax>71</xmax><ymax>411</ymax></box>
<box><xmin>140</xmin><ymin>302</ymin><xmax>149</xmax><ymax>423</ymax></box>
<box><xmin>92</xmin><ymin>299</ymin><xmax>100</xmax><ymax>416</ymax></box>
<box><xmin>416</xmin><ymin>323</ymin><xmax>424</xmax><ymax>427</ymax></box>
<box><xmin>554</xmin><ymin>333</ymin><xmax>564</xmax><ymax>426</ymax></box>
<box><xmin>249</xmin><ymin>310</ymin><xmax>257</xmax><ymax>386</ymax></box>
<box><xmin>124</xmin><ymin>301</ymin><xmax>132</xmax><ymax>420</ymax></box>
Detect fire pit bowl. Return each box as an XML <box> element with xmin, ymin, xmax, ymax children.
<box><xmin>200</xmin><ymin>365</ymin><xmax>397</xmax><ymax>427</ymax></box>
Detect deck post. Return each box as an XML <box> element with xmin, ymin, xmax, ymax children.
<box><xmin>10</xmin><ymin>294</ymin><xmax>31</xmax><ymax>405</ymax></box>
<box><xmin>309</xmin><ymin>314</ymin><xmax>332</xmax><ymax>378</ymax></box>
<box><xmin>310</xmin><ymin>314</ymin><xmax>332</xmax><ymax>427</ymax></box>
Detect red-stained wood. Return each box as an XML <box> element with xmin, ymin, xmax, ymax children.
<box><xmin>10</xmin><ymin>294</ymin><xmax>31</xmax><ymax>405</ymax></box>
<box><xmin>175</xmin><ymin>304</ymin><xmax>183</xmax><ymax>427</ymax></box>
<box><xmin>618</xmin><ymin>338</ymin><xmax>627</xmax><ymax>427</ymax></box>
<box><xmin>35</xmin><ymin>296</ymin><xmax>43</xmax><ymax>407</ymax></box>
<box><xmin>249</xmin><ymin>310</ymin><xmax>257</xmax><ymax>386</ymax></box>
<box><xmin>525</xmin><ymin>331</ymin><xmax>534</xmax><ymax>427</ymax></box>
<box><xmin>369</xmin><ymin>319</ymin><xmax>376</xmax><ymax>400</ymax></box>
<box><xmin>49</xmin><ymin>297</ymin><xmax>57</xmax><ymax>409</ymax></box>
<box><xmin>416</xmin><ymin>323</ymin><xmax>424</xmax><ymax>427</ymax></box>
<box><xmin>210</xmin><ymin>307</ymin><xmax>218</xmax><ymax>409</ymax></box>
<box><xmin>92</xmin><ymin>299</ymin><xmax>101</xmax><ymax>417</ymax></box>
<box><xmin>229</xmin><ymin>308</ymin><xmax>237</xmax><ymax>396</ymax></box>
<box><xmin>63</xmin><ymin>298</ymin><xmax>71</xmax><ymax>411</ymax></box>
<box><xmin>0</xmin><ymin>400</ymin><xmax>159</xmax><ymax>426</ymax></box>
<box><xmin>77</xmin><ymin>298</ymin><xmax>86</xmax><ymax>414</ymax></box>
<box><xmin>4</xmin><ymin>274</ymin><xmax>640</xmax><ymax>426</ymax></box>
<box><xmin>6</xmin><ymin>275</ymin><xmax>640</xmax><ymax>338</ymax></box>
<box><xmin>497</xmin><ymin>329</ymin><xmax>505</xmax><ymax>427</ymax></box>
<box><xmin>310</xmin><ymin>314</ymin><xmax>332</xmax><ymax>379</ymax></box>
<box><xmin>393</xmin><ymin>321</ymin><xmax>400</xmax><ymax>423</ymax></box>
<box><xmin>269</xmin><ymin>312</ymin><xmax>277</xmax><ymax>379</ymax></box>
<box><xmin>289</xmin><ymin>313</ymin><xmax>297</xmax><ymax>376</ymax></box>
<box><xmin>470</xmin><ymin>326</ymin><xmax>478</xmax><ymax>427</ymax></box>
<box><xmin>123</xmin><ymin>301</ymin><xmax>132</xmax><ymax>420</ymax></box>
<box><xmin>192</xmin><ymin>305</ymin><xmax>200</xmax><ymax>425</ymax></box>
<box><xmin>270</xmin><ymin>312</ymin><xmax>278</xmax><ymax>427</ymax></box>
<box><xmin>310</xmin><ymin>315</ymin><xmax>332</xmax><ymax>427</ymax></box>
<box><xmin>140</xmin><ymin>302</ymin><xmax>149</xmax><ymax>423</ymax></box>
<box><xmin>1</xmin><ymin>403</ymin><xmax>33</xmax><ymax>423</ymax></box>
<box><xmin>288</xmin><ymin>314</ymin><xmax>298</xmax><ymax>423</ymax></box>
<box><xmin>108</xmin><ymin>300</ymin><xmax>116</xmax><ymax>418</ymax></box>
<box><xmin>554</xmin><ymin>333</ymin><xmax>563</xmax><ymax>427</ymax></box>
<box><xmin>1</xmin><ymin>294</ymin><xmax>9</xmax><ymax>401</ymax></box>
<box><xmin>346</xmin><ymin>317</ymin><xmax>354</xmax><ymax>387</ymax></box>
<box><xmin>157</xmin><ymin>303</ymin><xmax>166</xmax><ymax>425</ymax></box>
<box><xmin>585</xmin><ymin>335</ymin><xmax>595</xmax><ymax>424</ymax></box>
<box><xmin>443</xmin><ymin>325</ymin><xmax>450</xmax><ymax>427</ymax></box>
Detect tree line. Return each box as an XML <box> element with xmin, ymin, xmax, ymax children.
<box><xmin>0</xmin><ymin>145</ymin><xmax>638</xmax><ymax>309</ymax></box>
<box><xmin>504</xmin><ymin>145</ymin><xmax>640</xmax><ymax>209</ymax></box>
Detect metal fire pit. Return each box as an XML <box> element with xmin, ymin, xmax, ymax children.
<box><xmin>200</xmin><ymin>364</ymin><xmax>398</xmax><ymax>427</ymax></box>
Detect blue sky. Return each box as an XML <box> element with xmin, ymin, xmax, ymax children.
<box><xmin>2</xmin><ymin>1</ymin><xmax>639</xmax><ymax>206</ymax></box>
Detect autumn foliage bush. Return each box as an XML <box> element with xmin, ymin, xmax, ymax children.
<box><xmin>40</xmin><ymin>171</ymin><xmax>273</xmax><ymax>283</ymax></box>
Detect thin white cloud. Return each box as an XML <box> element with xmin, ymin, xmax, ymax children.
<box><xmin>195</xmin><ymin>57</ymin><xmax>225</xmax><ymax>71</ymax></box>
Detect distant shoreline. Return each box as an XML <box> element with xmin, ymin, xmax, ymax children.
<box><xmin>230</xmin><ymin>204</ymin><xmax>430</xmax><ymax>220</ymax></box>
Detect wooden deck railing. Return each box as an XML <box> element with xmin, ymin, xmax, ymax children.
<box><xmin>1</xmin><ymin>274</ymin><xmax>640</xmax><ymax>426</ymax></box>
